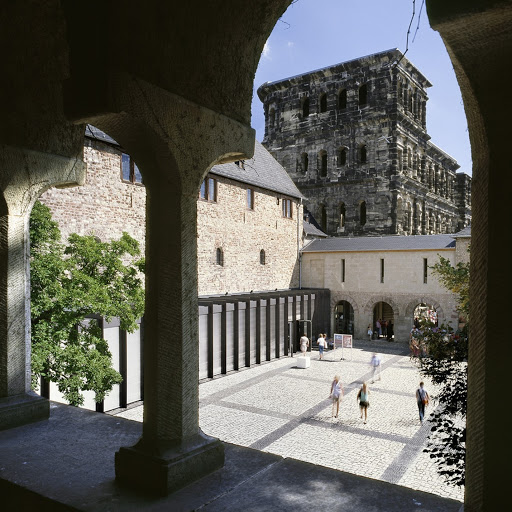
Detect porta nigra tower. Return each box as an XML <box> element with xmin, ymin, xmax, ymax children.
<box><xmin>257</xmin><ymin>48</ymin><xmax>472</xmax><ymax>237</ymax></box>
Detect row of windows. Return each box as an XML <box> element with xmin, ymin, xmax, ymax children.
<box><xmin>216</xmin><ymin>248</ymin><xmax>267</xmax><ymax>266</ymax></box>
<box><xmin>199</xmin><ymin>176</ymin><xmax>295</xmax><ymax>218</ymax></box>
<box><xmin>299</xmin><ymin>83</ymin><xmax>368</xmax><ymax>117</ymax></box>
<box><xmin>297</xmin><ymin>145</ymin><xmax>367</xmax><ymax>175</ymax></box>
<box><xmin>120</xmin><ymin>157</ymin><xmax>296</xmax><ymax>220</ymax></box>
<box><xmin>268</xmin><ymin>83</ymin><xmax>369</xmax><ymax>128</ymax></box>
<box><xmin>319</xmin><ymin>200</ymin><xmax>457</xmax><ymax>234</ymax></box>
<box><xmin>339</xmin><ymin>257</ymin><xmax>429</xmax><ymax>284</ymax></box>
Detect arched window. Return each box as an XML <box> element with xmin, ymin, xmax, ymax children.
<box><xmin>320</xmin><ymin>204</ymin><xmax>327</xmax><ymax>232</ymax></box>
<box><xmin>319</xmin><ymin>150</ymin><xmax>327</xmax><ymax>177</ymax></box>
<box><xmin>360</xmin><ymin>144</ymin><xmax>367</xmax><ymax>164</ymax></box>
<box><xmin>359</xmin><ymin>201</ymin><xmax>367</xmax><ymax>226</ymax></box>
<box><xmin>338</xmin><ymin>89</ymin><xmax>347</xmax><ymax>109</ymax></box>
<box><xmin>260</xmin><ymin>249</ymin><xmax>266</xmax><ymax>265</ymax></box>
<box><xmin>339</xmin><ymin>203</ymin><xmax>346</xmax><ymax>229</ymax></box>
<box><xmin>302</xmin><ymin>97</ymin><xmax>310</xmax><ymax>117</ymax></box>
<box><xmin>337</xmin><ymin>147</ymin><xmax>347</xmax><ymax>166</ymax></box>
<box><xmin>301</xmin><ymin>152</ymin><xmax>309</xmax><ymax>172</ymax></box>
<box><xmin>358</xmin><ymin>83</ymin><xmax>368</xmax><ymax>106</ymax></box>
<box><xmin>319</xmin><ymin>93</ymin><xmax>327</xmax><ymax>113</ymax></box>
<box><xmin>216</xmin><ymin>247</ymin><xmax>224</xmax><ymax>266</ymax></box>
<box><xmin>269</xmin><ymin>108</ymin><xmax>276</xmax><ymax>128</ymax></box>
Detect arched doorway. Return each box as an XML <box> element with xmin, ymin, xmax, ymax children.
<box><xmin>413</xmin><ymin>302</ymin><xmax>438</xmax><ymax>327</ymax></box>
<box><xmin>373</xmin><ymin>301</ymin><xmax>394</xmax><ymax>339</ymax></box>
<box><xmin>334</xmin><ymin>300</ymin><xmax>354</xmax><ymax>335</ymax></box>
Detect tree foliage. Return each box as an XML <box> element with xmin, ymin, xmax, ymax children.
<box><xmin>30</xmin><ymin>201</ymin><xmax>145</xmax><ymax>406</ymax></box>
<box><xmin>412</xmin><ymin>251</ymin><xmax>469</xmax><ymax>487</ymax></box>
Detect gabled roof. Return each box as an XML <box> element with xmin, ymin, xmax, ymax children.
<box><xmin>301</xmin><ymin>234</ymin><xmax>456</xmax><ymax>253</ymax></box>
<box><xmin>85</xmin><ymin>125</ymin><xmax>302</xmax><ymax>200</ymax></box>
<box><xmin>453</xmin><ymin>225</ymin><xmax>471</xmax><ymax>238</ymax></box>
<box><xmin>209</xmin><ymin>140</ymin><xmax>303</xmax><ymax>200</ymax></box>
<box><xmin>303</xmin><ymin>221</ymin><xmax>328</xmax><ymax>238</ymax></box>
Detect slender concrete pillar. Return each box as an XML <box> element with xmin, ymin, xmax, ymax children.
<box><xmin>0</xmin><ymin>146</ymin><xmax>85</xmax><ymax>430</ymax></box>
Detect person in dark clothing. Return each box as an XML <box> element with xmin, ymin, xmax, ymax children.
<box><xmin>387</xmin><ymin>321</ymin><xmax>393</xmax><ymax>341</ymax></box>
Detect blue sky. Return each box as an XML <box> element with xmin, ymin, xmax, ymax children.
<box><xmin>251</xmin><ymin>0</ymin><xmax>472</xmax><ymax>175</ymax></box>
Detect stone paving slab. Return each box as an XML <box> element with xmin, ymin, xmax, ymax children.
<box><xmin>0</xmin><ymin>401</ymin><xmax>463</xmax><ymax>512</ymax></box>
<box><xmin>117</xmin><ymin>340</ymin><xmax>464</xmax><ymax>503</ymax></box>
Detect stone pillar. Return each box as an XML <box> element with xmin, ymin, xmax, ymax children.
<box><xmin>0</xmin><ymin>146</ymin><xmax>85</xmax><ymax>430</ymax></box>
<box><xmin>427</xmin><ymin>1</ymin><xmax>512</xmax><ymax>509</ymax></box>
<box><xmin>108</xmin><ymin>78</ymin><xmax>255</xmax><ymax>495</ymax></box>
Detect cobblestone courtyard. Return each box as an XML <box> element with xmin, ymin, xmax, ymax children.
<box><xmin>116</xmin><ymin>339</ymin><xmax>464</xmax><ymax>504</ymax></box>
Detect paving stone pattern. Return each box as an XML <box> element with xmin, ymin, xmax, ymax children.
<box><xmin>115</xmin><ymin>340</ymin><xmax>464</xmax><ymax>503</ymax></box>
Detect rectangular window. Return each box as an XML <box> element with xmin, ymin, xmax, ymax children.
<box><xmin>282</xmin><ymin>198</ymin><xmax>293</xmax><ymax>218</ymax></box>
<box><xmin>121</xmin><ymin>153</ymin><xmax>143</xmax><ymax>184</ymax></box>
<box><xmin>247</xmin><ymin>188</ymin><xmax>254</xmax><ymax>210</ymax></box>
<box><xmin>199</xmin><ymin>180</ymin><xmax>207</xmax><ymax>200</ymax></box>
<box><xmin>199</xmin><ymin>176</ymin><xmax>218</xmax><ymax>202</ymax></box>
<box><xmin>423</xmin><ymin>258</ymin><xmax>428</xmax><ymax>284</ymax></box>
<box><xmin>208</xmin><ymin>177</ymin><xmax>217</xmax><ymax>201</ymax></box>
<box><xmin>380</xmin><ymin>258</ymin><xmax>385</xmax><ymax>283</ymax></box>
<box><xmin>341</xmin><ymin>259</ymin><xmax>345</xmax><ymax>283</ymax></box>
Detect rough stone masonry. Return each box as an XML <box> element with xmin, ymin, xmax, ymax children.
<box><xmin>257</xmin><ymin>48</ymin><xmax>472</xmax><ymax>237</ymax></box>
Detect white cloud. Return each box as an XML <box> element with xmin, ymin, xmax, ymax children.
<box><xmin>262</xmin><ymin>41</ymin><xmax>271</xmax><ymax>60</ymax></box>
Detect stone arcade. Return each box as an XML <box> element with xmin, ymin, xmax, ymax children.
<box><xmin>0</xmin><ymin>1</ymin><xmax>510</xmax><ymax>510</ymax></box>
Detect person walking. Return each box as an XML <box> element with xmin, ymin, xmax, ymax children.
<box><xmin>367</xmin><ymin>324</ymin><xmax>373</xmax><ymax>341</ymax></box>
<box><xmin>370</xmin><ymin>353</ymin><xmax>381</xmax><ymax>383</ymax></box>
<box><xmin>299</xmin><ymin>333</ymin><xmax>309</xmax><ymax>356</ymax></box>
<box><xmin>317</xmin><ymin>333</ymin><xmax>326</xmax><ymax>360</ymax></box>
<box><xmin>416</xmin><ymin>381</ymin><xmax>430</xmax><ymax>424</ymax></box>
<box><xmin>330</xmin><ymin>375</ymin><xmax>343</xmax><ymax>418</ymax></box>
<box><xmin>376</xmin><ymin>319</ymin><xmax>381</xmax><ymax>338</ymax></box>
<box><xmin>357</xmin><ymin>381</ymin><xmax>370</xmax><ymax>424</ymax></box>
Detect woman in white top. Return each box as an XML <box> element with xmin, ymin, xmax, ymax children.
<box><xmin>330</xmin><ymin>375</ymin><xmax>343</xmax><ymax>418</ymax></box>
<box><xmin>317</xmin><ymin>333</ymin><xmax>326</xmax><ymax>360</ymax></box>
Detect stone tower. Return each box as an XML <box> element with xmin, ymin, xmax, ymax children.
<box><xmin>257</xmin><ymin>48</ymin><xmax>472</xmax><ymax>237</ymax></box>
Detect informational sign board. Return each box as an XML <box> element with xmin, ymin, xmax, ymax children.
<box><xmin>333</xmin><ymin>333</ymin><xmax>353</xmax><ymax>360</ymax></box>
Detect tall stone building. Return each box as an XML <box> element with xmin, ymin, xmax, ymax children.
<box><xmin>257</xmin><ymin>48</ymin><xmax>472</xmax><ymax>237</ymax></box>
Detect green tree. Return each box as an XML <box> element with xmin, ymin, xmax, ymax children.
<box><xmin>412</xmin><ymin>251</ymin><xmax>469</xmax><ymax>487</ymax></box>
<box><xmin>30</xmin><ymin>201</ymin><xmax>145</xmax><ymax>406</ymax></box>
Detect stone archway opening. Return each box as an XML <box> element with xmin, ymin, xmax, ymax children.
<box><xmin>373</xmin><ymin>301</ymin><xmax>394</xmax><ymax>340</ymax></box>
<box><xmin>334</xmin><ymin>300</ymin><xmax>354</xmax><ymax>335</ymax></box>
<box><xmin>413</xmin><ymin>302</ymin><xmax>438</xmax><ymax>327</ymax></box>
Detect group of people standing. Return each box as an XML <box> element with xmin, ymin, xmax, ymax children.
<box><xmin>374</xmin><ymin>318</ymin><xmax>394</xmax><ymax>341</ymax></box>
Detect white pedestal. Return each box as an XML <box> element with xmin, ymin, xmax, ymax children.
<box><xmin>297</xmin><ymin>356</ymin><xmax>310</xmax><ymax>368</ymax></box>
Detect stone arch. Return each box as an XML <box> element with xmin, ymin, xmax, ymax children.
<box><xmin>337</xmin><ymin>88</ymin><xmax>347</xmax><ymax>109</ymax></box>
<box><xmin>405</xmin><ymin>298</ymin><xmax>444</xmax><ymax>320</ymax></box>
<box><xmin>330</xmin><ymin>293</ymin><xmax>360</xmax><ymax>318</ymax></box>
<box><xmin>363</xmin><ymin>296</ymin><xmax>400</xmax><ymax>317</ymax></box>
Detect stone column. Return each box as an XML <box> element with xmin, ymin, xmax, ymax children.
<box><xmin>0</xmin><ymin>146</ymin><xmax>85</xmax><ymax>430</ymax></box>
<box><xmin>108</xmin><ymin>77</ymin><xmax>255</xmax><ymax>495</ymax></box>
<box><xmin>427</xmin><ymin>1</ymin><xmax>512</xmax><ymax>509</ymax></box>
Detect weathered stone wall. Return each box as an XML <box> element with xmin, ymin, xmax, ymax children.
<box><xmin>301</xmin><ymin>246</ymin><xmax>458</xmax><ymax>341</ymax></box>
<box><xmin>197</xmin><ymin>174</ymin><xmax>302</xmax><ymax>295</ymax></box>
<box><xmin>258</xmin><ymin>49</ymin><xmax>471</xmax><ymax>237</ymax></box>
<box><xmin>39</xmin><ymin>138</ymin><xmax>302</xmax><ymax>296</ymax></box>
<box><xmin>39</xmin><ymin>139</ymin><xmax>146</xmax><ymax>248</ymax></box>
